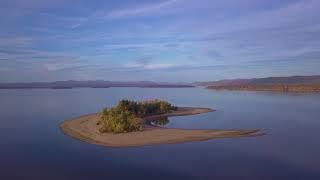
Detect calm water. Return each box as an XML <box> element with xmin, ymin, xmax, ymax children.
<box><xmin>1</xmin><ymin>87</ymin><xmax>320</xmax><ymax>179</ymax></box>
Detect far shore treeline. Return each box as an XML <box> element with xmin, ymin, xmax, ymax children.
<box><xmin>99</xmin><ymin>99</ymin><xmax>177</xmax><ymax>133</ymax></box>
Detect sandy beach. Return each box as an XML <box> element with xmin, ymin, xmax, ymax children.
<box><xmin>60</xmin><ymin>107</ymin><xmax>261</xmax><ymax>148</ymax></box>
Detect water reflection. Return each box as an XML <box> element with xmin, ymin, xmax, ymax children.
<box><xmin>151</xmin><ymin>116</ymin><xmax>169</xmax><ymax>127</ymax></box>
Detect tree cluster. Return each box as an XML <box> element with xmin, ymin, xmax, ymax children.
<box><xmin>99</xmin><ymin>99</ymin><xmax>177</xmax><ymax>133</ymax></box>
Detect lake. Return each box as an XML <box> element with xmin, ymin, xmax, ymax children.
<box><xmin>1</xmin><ymin>87</ymin><xmax>320</xmax><ymax>179</ymax></box>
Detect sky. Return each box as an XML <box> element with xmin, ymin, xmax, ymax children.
<box><xmin>0</xmin><ymin>0</ymin><xmax>320</xmax><ymax>82</ymax></box>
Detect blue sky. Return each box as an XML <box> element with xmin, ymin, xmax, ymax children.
<box><xmin>0</xmin><ymin>0</ymin><xmax>319</xmax><ymax>82</ymax></box>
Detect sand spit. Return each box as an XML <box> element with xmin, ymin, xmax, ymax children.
<box><xmin>60</xmin><ymin>107</ymin><xmax>262</xmax><ymax>148</ymax></box>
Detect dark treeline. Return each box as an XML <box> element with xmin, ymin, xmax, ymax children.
<box><xmin>99</xmin><ymin>99</ymin><xmax>177</xmax><ymax>133</ymax></box>
<box><xmin>116</xmin><ymin>99</ymin><xmax>177</xmax><ymax>117</ymax></box>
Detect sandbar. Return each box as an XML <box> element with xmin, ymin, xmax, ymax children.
<box><xmin>60</xmin><ymin>107</ymin><xmax>262</xmax><ymax>148</ymax></box>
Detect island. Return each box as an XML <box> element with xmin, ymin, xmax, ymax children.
<box><xmin>60</xmin><ymin>99</ymin><xmax>261</xmax><ymax>148</ymax></box>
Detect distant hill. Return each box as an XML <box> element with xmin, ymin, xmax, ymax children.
<box><xmin>194</xmin><ymin>79</ymin><xmax>251</xmax><ymax>87</ymax></box>
<box><xmin>195</xmin><ymin>75</ymin><xmax>320</xmax><ymax>93</ymax></box>
<box><xmin>195</xmin><ymin>75</ymin><xmax>320</xmax><ymax>86</ymax></box>
<box><xmin>0</xmin><ymin>80</ymin><xmax>194</xmax><ymax>89</ymax></box>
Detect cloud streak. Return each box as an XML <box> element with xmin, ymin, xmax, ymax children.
<box><xmin>104</xmin><ymin>0</ymin><xmax>181</xmax><ymax>19</ymax></box>
<box><xmin>1</xmin><ymin>0</ymin><xmax>320</xmax><ymax>82</ymax></box>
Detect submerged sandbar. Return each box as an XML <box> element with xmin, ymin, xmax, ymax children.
<box><xmin>60</xmin><ymin>107</ymin><xmax>261</xmax><ymax>148</ymax></box>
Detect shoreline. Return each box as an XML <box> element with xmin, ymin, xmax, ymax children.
<box><xmin>207</xmin><ymin>84</ymin><xmax>320</xmax><ymax>93</ymax></box>
<box><xmin>60</xmin><ymin>107</ymin><xmax>262</xmax><ymax>148</ymax></box>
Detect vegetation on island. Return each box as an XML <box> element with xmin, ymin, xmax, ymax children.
<box><xmin>99</xmin><ymin>99</ymin><xmax>177</xmax><ymax>133</ymax></box>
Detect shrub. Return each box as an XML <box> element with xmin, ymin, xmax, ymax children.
<box><xmin>99</xmin><ymin>107</ymin><xmax>142</xmax><ymax>133</ymax></box>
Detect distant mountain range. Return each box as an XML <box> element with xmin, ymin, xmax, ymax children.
<box><xmin>195</xmin><ymin>75</ymin><xmax>320</xmax><ymax>92</ymax></box>
<box><xmin>2</xmin><ymin>75</ymin><xmax>320</xmax><ymax>91</ymax></box>
<box><xmin>194</xmin><ymin>75</ymin><xmax>320</xmax><ymax>86</ymax></box>
<box><xmin>0</xmin><ymin>80</ymin><xmax>194</xmax><ymax>89</ymax></box>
